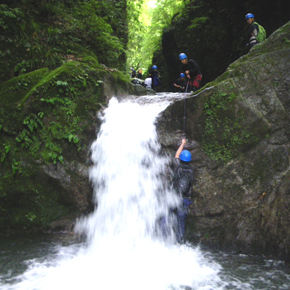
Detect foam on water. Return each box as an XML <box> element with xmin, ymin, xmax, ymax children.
<box><xmin>1</xmin><ymin>96</ymin><xmax>223</xmax><ymax>290</ymax></box>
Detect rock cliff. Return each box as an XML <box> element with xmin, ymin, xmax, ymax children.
<box><xmin>156</xmin><ymin>21</ymin><xmax>290</xmax><ymax>260</ymax></box>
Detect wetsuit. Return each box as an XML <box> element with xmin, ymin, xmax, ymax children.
<box><xmin>131</xmin><ymin>69</ymin><xmax>136</xmax><ymax>78</ymax></box>
<box><xmin>174</xmin><ymin>78</ymin><xmax>187</xmax><ymax>92</ymax></box>
<box><xmin>247</xmin><ymin>22</ymin><xmax>259</xmax><ymax>49</ymax></box>
<box><xmin>182</xmin><ymin>59</ymin><xmax>202</xmax><ymax>92</ymax></box>
<box><xmin>149</xmin><ymin>70</ymin><xmax>161</xmax><ymax>91</ymax></box>
<box><xmin>172</xmin><ymin>159</ymin><xmax>194</xmax><ymax>243</ymax></box>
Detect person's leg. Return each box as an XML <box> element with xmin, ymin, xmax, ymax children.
<box><xmin>176</xmin><ymin>208</ymin><xmax>187</xmax><ymax>243</ymax></box>
<box><xmin>159</xmin><ymin>216</ymin><xmax>169</xmax><ymax>238</ymax></box>
<box><xmin>193</xmin><ymin>75</ymin><xmax>202</xmax><ymax>91</ymax></box>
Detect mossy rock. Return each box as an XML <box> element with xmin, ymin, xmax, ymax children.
<box><xmin>0</xmin><ymin>58</ymin><xmax>132</xmax><ymax>230</ymax></box>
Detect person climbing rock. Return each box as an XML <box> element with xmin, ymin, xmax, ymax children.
<box><xmin>179</xmin><ymin>53</ymin><xmax>202</xmax><ymax>92</ymax></box>
<box><xmin>245</xmin><ymin>13</ymin><xmax>266</xmax><ymax>50</ymax></box>
<box><xmin>149</xmin><ymin>65</ymin><xmax>161</xmax><ymax>92</ymax></box>
<box><xmin>172</xmin><ymin>138</ymin><xmax>194</xmax><ymax>243</ymax></box>
<box><xmin>174</xmin><ymin>73</ymin><xmax>187</xmax><ymax>92</ymax></box>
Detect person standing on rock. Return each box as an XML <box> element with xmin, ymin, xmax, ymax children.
<box><xmin>149</xmin><ymin>65</ymin><xmax>161</xmax><ymax>92</ymax></box>
<box><xmin>245</xmin><ymin>13</ymin><xmax>266</xmax><ymax>50</ymax></box>
<box><xmin>179</xmin><ymin>53</ymin><xmax>202</xmax><ymax>92</ymax></box>
<box><xmin>172</xmin><ymin>138</ymin><xmax>194</xmax><ymax>243</ymax></box>
<box><xmin>245</xmin><ymin>13</ymin><xmax>259</xmax><ymax>50</ymax></box>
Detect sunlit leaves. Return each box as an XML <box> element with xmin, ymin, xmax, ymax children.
<box><xmin>127</xmin><ymin>0</ymin><xmax>184</xmax><ymax>72</ymax></box>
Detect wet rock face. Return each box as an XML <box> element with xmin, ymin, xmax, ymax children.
<box><xmin>156</xmin><ymin>22</ymin><xmax>290</xmax><ymax>260</ymax></box>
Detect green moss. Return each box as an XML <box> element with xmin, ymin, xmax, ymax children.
<box><xmin>0</xmin><ymin>54</ymin><xmax>131</xmax><ymax>230</ymax></box>
<box><xmin>0</xmin><ymin>59</ymin><xmax>112</xmax><ymax>229</ymax></box>
<box><xmin>0</xmin><ymin>68</ymin><xmax>49</xmax><ymax>105</ymax></box>
<box><xmin>0</xmin><ymin>0</ymin><xmax>130</xmax><ymax>230</ymax></box>
<box><xmin>201</xmin><ymin>83</ymin><xmax>261</xmax><ymax>163</ymax></box>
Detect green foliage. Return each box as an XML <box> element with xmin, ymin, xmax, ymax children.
<box><xmin>0</xmin><ymin>0</ymin><xmax>130</xmax><ymax>230</ymax></box>
<box><xmin>0</xmin><ymin>57</ymin><xmax>110</xmax><ymax>229</ymax></box>
<box><xmin>0</xmin><ymin>4</ymin><xmax>22</xmax><ymax>30</ymax></box>
<box><xmin>0</xmin><ymin>0</ymin><xmax>128</xmax><ymax>83</ymax></box>
<box><xmin>188</xmin><ymin>17</ymin><xmax>208</xmax><ymax>30</ymax></box>
<box><xmin>64</xmin><ymin>0</ymin><xmax>125</xmax><ymax>67</ymax></box>
<box><xmin>1</xmin><ymin>144</ymin><xmax>10</xmax><ymax>162</ymax></box>
<box><xmin>127</xmin><ymin>0</ymin><xmax>184</xmax><ymax>72</ymax></box>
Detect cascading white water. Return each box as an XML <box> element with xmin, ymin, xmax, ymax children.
<box><xmin>75</xmin><ymin>97</ymin><xmax>179</xmax><ymax>246</ymax></box>
<box><xmin>1</xmin><ymin>94</ymin><xmax>224</xmax><ymax>290</ymax></box>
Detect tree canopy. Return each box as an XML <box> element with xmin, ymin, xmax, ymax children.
<box><xmin>127</xmin><ymin>0</ymin><xmax>184</xmax><ymax>75</ymax></box>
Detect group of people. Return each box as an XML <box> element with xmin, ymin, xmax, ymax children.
<box><xmin>174</xmin><ymin>53</ymin><xmax>202</xmax><ymax>93</ymax></box>
<box><xmin>143</xmin><ymin>52</ymin><xmax>203</xmax><ymax>94</ymax></box>
<box><xmin>131</xmin><ymin>12</ymin><xmax>265</xmax><ymax>95</ymax></box>
<box><xmin>130</xmin><ymin>13</ymin><xmax>265</xmax><ymax>245</ymax></box>
<box><xmin>173</xmin><ymin>13</ymin><xmax>266</xmax><ymax>93</ymax></box>
<box><xmin>130</xmin><ymin>67</ymin><xmax>142</xmax><ymax>79</ymax></box>
<box><xmin>163</xmin><ymin>12</ymin><xmax>266</xmax><ymax>244</ymax></box>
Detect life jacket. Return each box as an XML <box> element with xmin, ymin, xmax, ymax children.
<box><xmin>254</xmin><ymin>22</ymin><xmax>266</xmax><ymax>43</ymax></box>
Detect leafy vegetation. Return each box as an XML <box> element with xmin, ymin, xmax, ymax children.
<box><xmin>0</xmin><ymin>0</ymin><xmax>127</xmax><ymax>83</ymax></box>
<box><xmin>127</xmin><ymin>0</ymin><xmax>184</xmax><ymax>75</ymax></box>
<box><xmin>0</xmin><ymin>0</ymin><xmax>130</xmax><ymax>229</ymax></box>
<box><xmin>0</xmin><ymin>59</ymin><xmax>109</xmax><ymax>228</ymax></box>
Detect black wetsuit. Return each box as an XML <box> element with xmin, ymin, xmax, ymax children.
<box><xmin>149</xmin><ymin>70</ymin><xmax>161</xmax><ymax>91</ymax></box>
<box><xmin>174</xmin><ymin>78</ymin><xmax>187</xmax><ymax>92</ymax></box>
<box><xmin>247</xmin><ymin>22</ymin><xmax>259</xmax><ymax>49</ymax></box>
<box><xmin>172</xmin><ymin>159</ymin><xmax>194</xmax><ymax>243</ymax></box>
<box><xmin>172</xmin><ymin>160</ymin><xmax>194</xmax><ymax>199</ymax></box>
<box><xmin>182</xmin><ymin>59</ymin><xmax>201</xmax><ymax>80</ymax></box>
<box><xmin>181</xmin><ymin>59</ymin><xmax>202</xmax><ymax>91</ymax></box>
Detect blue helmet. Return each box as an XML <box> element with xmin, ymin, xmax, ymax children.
<box><xmin>179</xmin><ymin>150</ymin><xmax>191</xmax><ymax>162</ymax></box>
<box><xmin>152</xmin><ymin>65</ymin><xmax>157</xmax><ymax>69</ymax></box>
<box><xmin>180</xmin><ymin>73</ymin><xmax>185</xmax><ymax>78</ymax></box>
<box><xmin>245</xmin><ymin>13</ymin><xmax>255</xmax><ymax>20</ymax></box>
<box><xmin>179</xmin><ymin>53</ymin><xmax>187</xmax><ymax>60</ymax></box>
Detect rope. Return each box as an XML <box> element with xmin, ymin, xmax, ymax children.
<box><xmin>183</xmin><ymin>96</ymin><xmax>186</xmax><ymax>134</ymax></box>
<box><xmin>183</xmin><ymin>81</ymin><xmax>189</xmax><ymax>136</ymax></box>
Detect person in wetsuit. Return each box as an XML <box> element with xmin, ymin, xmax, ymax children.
<box><xmin>179</xmin><ymin>53</ymin><xmax>202</xmax><ymax>92</ymax></box>
<box><xmin>245</xmin><ymin>13</ymin><xmax>259</xmax><ymax>50</ymax></box>
<box><xmin>149</xmin><ymin>65</ymin><xmax>161</xmax><ymax>92</ymax></box>
<box><xmin>174</xmin><ymin>73</ymin><xmax>187</xmax><ymax>92</ymax></box>
<box><xmin>172</xmin><ymin>138</ymin><xmax>194</xmax><ymax>243</ymax></box>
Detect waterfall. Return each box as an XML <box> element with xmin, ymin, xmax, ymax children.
<box><xmin>1</xmin><ymin>94</ymin><xmax>222</xmax><ymax>290</ymax></box>
<box><xmin>74</xmin><ymin>97</ymin><xmax>179</xmax><ymax>245</ymax></box>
